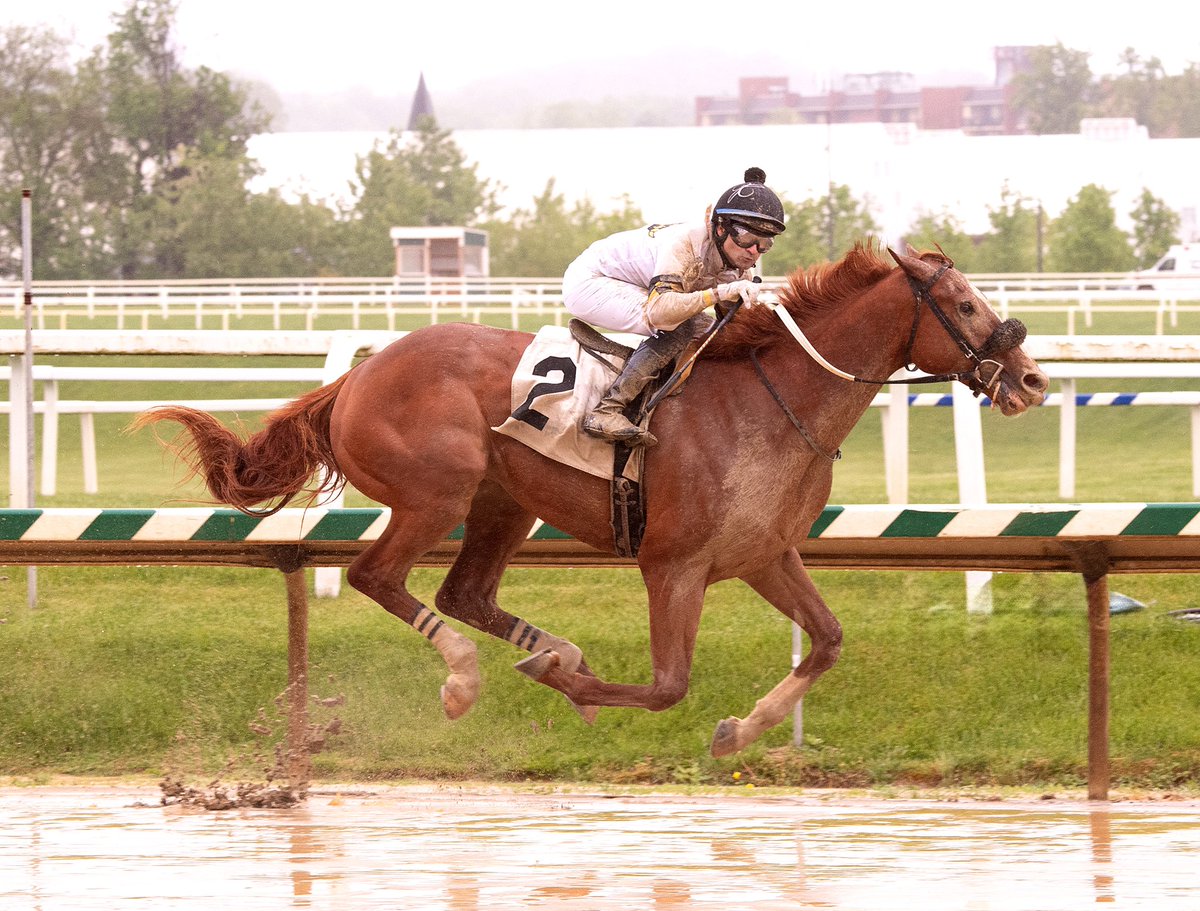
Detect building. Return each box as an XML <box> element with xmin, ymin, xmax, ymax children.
<box><xmin>695</xmin><ymin>48</ymin><xmax>1031</xmax><ymax>135</ymax></box>
<box><xmin>390</xmin><ymin>227</ymin><xmax>489</xmax><ymax>278</ymax></box>
<box><xmin>407</xmin><ymin>72</ymin><xmax>436</xmax><ymax>130</ymax></box>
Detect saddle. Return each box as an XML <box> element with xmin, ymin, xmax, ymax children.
<box><xmin>567</xmin><ymin>319</ymin><xmax>695</xmax><ymax>559</ymax></box>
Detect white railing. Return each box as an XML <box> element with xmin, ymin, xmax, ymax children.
<box><xmin>872</xmin><ymin>387</ymin><xmax>1200</xmax><ymax>500</ymax></box>
<box><xmin>4</xmin><ymin>331</ymin><xmax>1200</xmax><ymax>601</ymax></box>
<box><xmin>0</xmin><ymin>365</ymin><xmax>324</xmax><ymax>495</ymax></box>
<box><xmin>3</xmin><ymin>277</ymin><xmax>567</xmax><ymax>332</ymax></box>
<box><xmin>5</xmin><ymin>274</ymin><xmax>1200</xmax><ymax>333</ymax></box>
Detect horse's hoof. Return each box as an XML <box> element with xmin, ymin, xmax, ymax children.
<box><xmin>710</xmin><ymin>717</ymin><xmax>742</xmax><ymax>757</ymax></box>
<box><xmin>514</xmin><ymin>648</ymin><xmax>558</xmax><ymax>681</ymax></box>
<box><xmin>549</xmin><ymin>640</ymin><xmax>584</xmax><ymax>676</ymax></box>
<box><xmin>569</xmin><ymin>701</ymin><xmax>600</xmax><ymax>725</ymax></box>
<box><xmin>440</xmin><ymin>673</ymin><xmax>479</xmax><ymax>721</ymax></box>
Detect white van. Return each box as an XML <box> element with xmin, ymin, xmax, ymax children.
<box><xmin>1132</xmin><ymin>243</ymin><xmax>1200</xmax><ymax>290</ymax></box>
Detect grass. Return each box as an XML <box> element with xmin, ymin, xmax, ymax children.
<box><xmin>2</xmin><ymin>564</ymin><xmax>1198</xmax><ymax>791</ymax></box>
<box><xmin>1</xmin><ymin>313</ymin><xmax>1199</xmax><ymax>791</ymax></box>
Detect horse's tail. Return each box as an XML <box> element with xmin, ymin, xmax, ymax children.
<box><xmin>130</xmin><ymin>373</ymin><xmax>352</xmax><ymax>516</ymax></box>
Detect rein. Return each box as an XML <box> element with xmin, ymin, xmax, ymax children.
<box><xmin>750</xmin><ymin>349</ymin><xmax>842</xmax><ymax>462</ymax></box>
<box><xmin>752</xmin><ymin>260</ymin><xmax>1027</xmax><ymax>462</ymax></box>
<box><xmin>765</xmin><ymin>262</ymin><xmax>1026</xmax><ymax>399</ymax></box>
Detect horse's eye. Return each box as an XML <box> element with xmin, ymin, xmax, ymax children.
<box><xmin>957</xmin><ymin>301</ymin><xmax>976</xmax><ymax>317</ymax></box>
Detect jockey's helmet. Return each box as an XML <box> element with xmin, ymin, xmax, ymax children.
<box><xmin>713</xmin><ymin>167</ymin><xmax>786</xmax><ymax>236</ymax></box>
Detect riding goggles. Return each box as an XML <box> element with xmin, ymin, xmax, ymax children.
<box><xmin>727</xmin><ymin>222</ymin><xmax>776</xmax><ymax>252</ymax></box>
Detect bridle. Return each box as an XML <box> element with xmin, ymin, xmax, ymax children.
<box><xmin>897</xmin><ymin>261</ymin><xmax>1027</xmax><ymax>398</ymax></box>
<box><xmin>752</xmin><ymin>258</ymin><xmax>1029</xmax><ymax>461</ymax></box>
<box><xmin>765</xmin><ymin>259</ymin><xmax>1027</xmax><ymax>400</ymax></box>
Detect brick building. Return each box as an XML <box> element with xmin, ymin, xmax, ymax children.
<box><xmin>695</xmin><ymin>47</ymin><xmax>1032</xmax><ymax>135</ymax></box>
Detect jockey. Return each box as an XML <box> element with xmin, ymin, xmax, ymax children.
<box><xmin>563</xmin><ymin>166</ymin><xmax>786</xmax><ymax>447</ymax></box>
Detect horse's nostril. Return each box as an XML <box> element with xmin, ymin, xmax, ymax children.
<box><xmin>1024</xmin><ymin>372</ymin><xmax>1049</xmax><ymax>394</ymax></box>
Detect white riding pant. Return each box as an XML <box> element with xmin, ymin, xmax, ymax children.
<box><xmin>562</xmin><ymin>260</ymin><xmax>654</xmax><ymax>336</ymax></box>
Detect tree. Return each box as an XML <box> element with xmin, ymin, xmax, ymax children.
<box><xmin>96</xmin><ymin>0</ymin><xmax>269</xmax><ymax>277</ymax></box>
<box><xmin>973</xmin><ymin>186</ymin><xmax>1042</xmax><ymax>273</ymax></box>
<box><xmin>1</xmin><ymin>4</ymin><xmax>357</xmax><ymax>280</ymax></box>
<box><xmin>148</xmin><ymin>148</ymin><xmax>339</xmax><ymax>278</ymax></box>
<box><xmin>1095</xmin><ymin>51</ymin><xmax>1200</xmax><ymax>137</ymax></box>
<box><xmin>1154</xmin><ymin>63</ymin><xmax>1200</xmax><ymax>137</ymax></box>
<box><xmin>1128</xmin><ymin>189</ymin><xmax>1180</xmax><ymax>269</ymax></box>
<box><xmin>902</xmin><ymin>210</ymin><xmax>981</xmax><ymax>273</ymax></box>
<box><xmin>1045</xmin><ymin>184</ymin><xmax>1135</xmax><ymax>272</ymax></box>
<box><xmin>483</xmin><ymin>179</ymin><xmax>643</xmax><ymax>277</ymax></box>
<box><xmin>341</xmin><ymin>118</ymin><xmax>500</xmax><ymax>275</ymax></box>
<box><xmin>1098</xmin><ymin>49</ymin><xmax>1167</xmax><ymax>132</ymax></box>
<box><xmin>1010</xmin><ymin>43</ymin><xmax>1095</xmax><ymax>134</ymax></box>
<box><xmin>0</xmin><ymin>26</ymin><xmax>107</xmax><ymax>279</ymax></box>
<box><xmin>761</xmin><ymin>184</ymin><xmax>879</xmax><ymax>274</ymax></box>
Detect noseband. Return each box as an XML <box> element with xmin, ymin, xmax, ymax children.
<box><xmin>900</xmin><ymin>262</ymin><xmax>1027</xmax><ymax>398</ymax></box>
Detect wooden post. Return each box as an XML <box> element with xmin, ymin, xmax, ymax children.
<box><xmin>267</xmin><ymin>545</ymin><xmax>311</xmax><ymax>794</ymax></box>
<box><xmin>1084</xmin><ymin>567</ymin><xmax>1111</xmax><ymax>801</ymax></box>
<box><xmin>1066</xmin><ymin>542</ymin><xmax>1111</xmax><ymax>801</ymax></box>
<box><xmin>284</xmin><ymin>568</ymin><xmax>311</xmax><ymax>792</ymax></box>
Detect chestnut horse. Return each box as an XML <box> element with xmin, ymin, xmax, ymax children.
<box><xmin>136</xmin><ymin>243</ymin><xmax>1048</xmax><ymax>757</ymax></box>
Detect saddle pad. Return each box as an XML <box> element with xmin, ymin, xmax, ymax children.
<box><xmin>493</xmin><ymin>325</ymin><xmax>641</xmax><ymax>480</ymax></box>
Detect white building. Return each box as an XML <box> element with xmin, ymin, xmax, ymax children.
<box><xmin>247</xmin><ymin>119</ymin><xmax>1200</xmax><ymax>246</ymax></box>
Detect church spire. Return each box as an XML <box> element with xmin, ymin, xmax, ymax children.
<box><xmin>407</xmin><ymin>72</ymin><xmax>436</xmax><ymax>130</ymax></box>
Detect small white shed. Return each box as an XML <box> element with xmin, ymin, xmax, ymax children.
<box><xmin>389</xmin><ymin>227</ymin><xmax>489</xmax><ymax>278</ymax></box>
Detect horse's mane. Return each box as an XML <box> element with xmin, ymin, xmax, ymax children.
<box><xmin>701</xmin><ymin>237</ymin><xmax>896</xmax><ymax>359</ymax></box>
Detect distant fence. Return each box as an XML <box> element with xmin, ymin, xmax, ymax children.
<box><xmin>5</xmin><ymin>274</ymin><xmax>1200</xmax><ymax>333</ymax></box>
<box><xmin>4</xmin><ymin>276</ymin><xmax>567</xmax><ymax>332</ymax></box>
<box><xmin>6</xmin><ymin>501</ymin><xmax>1199</xmax><ymax>800</ymax></box>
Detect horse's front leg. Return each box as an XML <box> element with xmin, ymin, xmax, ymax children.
<box><xmin>523</xmin><ymin>564</ymin><xmax>708</xmax><ymax>712</ymax></box>
<box><xmin>710</xmin><ymin>548</ymin><xmax>843</xmax><ymax>757</ymax></box>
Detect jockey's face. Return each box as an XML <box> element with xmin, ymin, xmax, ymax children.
<box><xmin>719</xmin><ymin>220</ymin><xmax>775</xmax><ymax>270</ymax></box>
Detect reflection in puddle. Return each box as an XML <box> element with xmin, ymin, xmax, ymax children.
<box><xmin>2</xmin><ymin>787</ymin><xmax>1199</xmax><ymax>909</ymax></box>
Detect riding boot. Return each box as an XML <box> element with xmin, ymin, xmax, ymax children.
<box><xmin>581</xmin><ymin>318</ymin><xmax>698</xmax><ymax>447</ymax></box>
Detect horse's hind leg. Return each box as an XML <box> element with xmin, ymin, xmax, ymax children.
<box><xmin>522</xmin><ymin>562</ymin><xmax>710</xmax><ymax>714</ymax></box>
<box><xmin>710</xmin><ymin>548</ymin><xmax>843</xmax><ymax>757</ymax></box>
<box><xmin>346</xmin><ymin>511</ymin><xmax>481</xmax><ymax>720</ymax></box>
<box><xmin>434</xmin><ymin>482</ymin><xmax>599</xmax><ymax>721</ymax></box>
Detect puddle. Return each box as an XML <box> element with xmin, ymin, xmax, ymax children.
<box><xmin>2</xmin><ymin>786</ymin><xmax>1199</xmax><ymax>909</ymax></box>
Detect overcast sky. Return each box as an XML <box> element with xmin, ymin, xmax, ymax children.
<box><xmin>11</xmin><ymin>0</ymin><xmax>1200</xmax><ymax>97</ymax></box>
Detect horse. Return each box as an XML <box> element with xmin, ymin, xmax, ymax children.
<box><xmin>134</xmin><ymin>242</ymin><xmax>1048</xmax><ymax>757</ymax></box>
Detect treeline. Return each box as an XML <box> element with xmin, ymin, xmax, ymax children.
<box><xmin>1013</xmin><ymin>44</ymin><xmax>1200</xmax><ymax>138</ymax></box>
<box><xmin>0</xmin><ymin>2</ymin><xmax>1186</xmax><ymax>281</ymax></box>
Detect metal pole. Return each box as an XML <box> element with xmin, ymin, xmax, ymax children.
<box><xmin>791</xmin><ymin>622</ymin><xmax>804</xmax><ymax>747</ymax></box>
<box><xmin>21</xmin><ymin>189</ymin><xmax>36</xmax><ymax>608</ymax></box>
<box><xmin>1036</xmin><ymin>203</ymin><xmax>1045</xmax><ymax>273</ymax></box>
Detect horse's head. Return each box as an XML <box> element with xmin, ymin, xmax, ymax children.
<box><xmin>889</xmin><ymin>246</ymin><xmax>1048</xmax><ymax>415</ymax></box>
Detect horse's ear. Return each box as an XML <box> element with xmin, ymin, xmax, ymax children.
<box><xmin>889</xmin><ymin>246</ymin><xmax>939</xmax><ymax>283</ymax></box>
<box><xmin>887</xmin><ymin>244</ymin><xmax>922</xmax><ymax>267</ymax></box>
